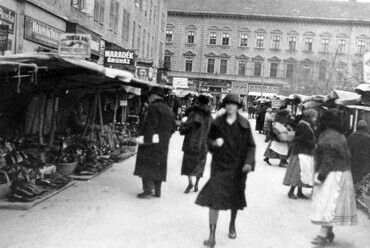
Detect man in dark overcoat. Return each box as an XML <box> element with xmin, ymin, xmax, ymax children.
<box><xmin>347</xmin><ymin>120</ymin><xmax>370</xmax><ymax>185</ymax></box>
<box><xmin>134</xmin><ymin>88</ymin><xmax>176</xmax><ymax>199</ymax></box>
<box><xmin>195</xmin><ymin>94</ymin><xmax>256</xmax><ymax>247</ymax></box>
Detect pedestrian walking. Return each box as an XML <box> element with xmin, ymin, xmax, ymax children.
<box><xmin>263</xmin><ymin>109</ymin><xmax>294</xmax><ymax>167</ymax></box>
<box><xmin>248</xmin><ymin>104</ymin><xmax>253</xmax><ymax>119</ymax></box>
<box><xmin>195</xmin><ymin>94</ymin><xmax>256</xmax><ymax>248</ymax></box>
<box><xmin>311</xmin><ymin>109</ymin><xmax>358</xmax><ymax>246</ymax></box>
<box><xmin>255</xmin><ymin>104</ymin><xmax>267</xmax><ymax>133</ymax></box>
<box><xmin>134</xmin><ymin>88</ymin><xmax>176</xmax><ymax>199</ymax></box>
<box><xmin>180</xmin><ymin>95</ymin><xmax>213</xmax><ymax>193</ymax></box>
<box><xmin>347</xmin><ymin>120</ymin><xmax>370</xmax><ymax>186</ymax></box>
<box><xmin>263</xmin><ymin>108</ymin><xmax>274</xmax><ymax>142</ymax></box>
<box><xmin>283</xmin><ymin>109</ymin><xmax>318</xmax><ymax>199</ymax></box>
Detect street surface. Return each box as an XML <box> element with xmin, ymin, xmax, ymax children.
<box><xmin>0</xmin><ymin>118</ymin><xmax>369</xmax><ymax>248</ymax></box>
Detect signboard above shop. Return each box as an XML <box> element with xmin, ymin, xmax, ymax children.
<box><xmin>173</xmin><ymin>77</ymin><xmax>189</xmax><ymax>88</ymax></box>
<box><xmin>59</xmin><ymin>33</ymin><xmax>91</xmax><ymax>58</ymax></box>
<box><xmin>24</xmin><ymin>16</ymin><xmax>63</xmax><ymax>48</ymax></box>
<box><xmin>248</xmin><ymin>83</ymin><xmax>280</xmax><ymax>94</ymax></box>
<box><xmin>0</xmin><ymin>24</ymin><xmax>8</xmax><ymax>52</ymax></box>
<box><xmin>104</xmin><ymin>42</ymin><xmax>135</xmax><ymax>70</ymax></box>
<box><xmin>66</xmin><ymin>22</ymin><xmax>101</xmax><ymax>56</ymax></box>
<box><xmin>0</xmin><ymin>5</ymin><xmax>16</xmax><ymax>34</ymax></box>
<box><xmin>231</xmin><ymin>82</ymin><xmax>248</xmax><ymax>95</ymax></box>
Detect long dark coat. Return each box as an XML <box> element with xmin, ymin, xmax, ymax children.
<box><xmin>195</xmin><ymin>114</ymin><xmax>256</xmax><ymax>210</ymax></box>
<box><xmin>255</xmin><ymin>106</ymin><xmax>267</xmax><ymax>131</ymax></box>
<box><xmin>134</xmin><ymin>100</ymin><xmax>176</xmax><ymax>182</ymax></box>
<box><xmin>347</xmin><ymin>130</ymin><xmax>370</xmax><ymax>185</ymax></box>
<box><xmin>180</xmin><ymin>104</ymin><xmax>213</xmax><ymax>177</ymax></box>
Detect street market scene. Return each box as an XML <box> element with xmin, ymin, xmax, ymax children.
<box><xmin>0</xmin><ymin>0</ymin><xmax>370</xmax><ymax>247</ymax></box>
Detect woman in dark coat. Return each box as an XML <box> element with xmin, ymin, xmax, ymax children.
<box><xmin>180</xmin><ymin>95</ymin><xmax>213</xmax><ymax>193</ymax></box>
<box><xmin>134</xmin><ymin>88</ymin><xmax>176</xmax><ymax>199</ymax></box>
<box><xmin>283</xmin><ymin>109</ymin><xmax>317</xmax><ymax>199</ymax></box>
<box><xmin>347</xmin><ymin>120</ymin><xmax>370</xmax><ymax>185</ymax></box>
<box><xmin>311</xmin><ymin>109</ymin><xmax>357</xmax><ymax>245</ymax></box>
<box><xmin>255</xmin><ymin>105</ymin><xmax>267</xmax><ymax>133</ymax></box>
<box><xmin>195</xmin><ymin>94</ymin><xmax>256</xmax><ymax>248</ymax></box>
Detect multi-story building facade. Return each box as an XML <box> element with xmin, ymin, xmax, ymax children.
<box><xmin>165</xmin><ymin>0</ymin><xmax>370</xmax><ymax>99</ymax></box>
<box><xmin>0</xmin><ymin>0</ymin><xmax>168</xmax><ymax>82</ymax></box>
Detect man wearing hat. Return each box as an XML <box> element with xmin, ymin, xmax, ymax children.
<box><xmin>134</xmin><ymin>87</ymin><xmax>176</xmax><ymax>198</ymax></box>
<box><xmin>347</xmin><ymin>120</ymin><xmax>370</xmax><ymax>185</ymax></box>
<box><xmin>195</xmin><ymin>94</ymin><xmax>256</xmax><ymax>247</ymax></box>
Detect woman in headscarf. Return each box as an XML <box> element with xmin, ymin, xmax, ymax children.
<box><xmin>283</xmin><ymin>109</ymin><xmax>317</xmax><ymax>199</ymax></box>
<box><xmin>180</xmin><ymin>95</ymin><xmax>213</xmax><ymax>193</ymax></box>
<box><xmin>263</xmin><ymin>109</ymin><xmax>293</xmax><ymax>167</ymax></box>
<box><xmin>263</xmin><ymin>108</ymin><xmax>274</xmax><ymax>142</ymax></box>
<box><xmin>311</xmin><ymin>109</ymin><xmax>358</xmax><ymax>245</ymax></box>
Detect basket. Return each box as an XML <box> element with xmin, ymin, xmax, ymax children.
<box><xmin>56</xmin><ymin>161</ymin><xmax>78</xmax><ymax>175</ymax></box>
<box><xmin>0</xmin><ymin>170</ymin><xmax>11</xmax><ymax>199</ymax></box>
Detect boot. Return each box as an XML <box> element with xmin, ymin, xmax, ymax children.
<box><xmin>203</xmin><ymin>224</ymin><xmax>216</xmax><ymax>247</ymax></box>
<box><xmin>154</xmin><ymin>181</ymin><xmax>161</xmax><ymax>198</ymax></box>
<box><xmin>184</xmin><ymin>184</ymin><xmax>193</xmax><ymax>194</ymax></box>
<box><xmin>229</xmin><ymin>222</ymin><xmax>236</xmax><ymax>239</ymax></box>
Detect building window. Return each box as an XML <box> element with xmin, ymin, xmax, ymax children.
<box><xmin>338</xmin><ymin>39</ymin><xmax>346</xmax><ymax>54</ymax></box>
<box><xmin>272</xmin><ymin>36</ymin><xmax>280</xmax><ymax>50</ymax></box>
<box><xmin>207</xmin><ymin>59</ymin><xmax>215</xmax><ymax>73</ymax></box>
<box><xmin>270</xmin><ymin>63</ymin><xmax>278</xmax><ymax>78</ymax></box>
<box><xmin>220</xmin><ymin>60</ymin><xmax>228</xmax><ymax>74</ymax></box>
<box><xmin>94</xmin><ymin>0</ymin><xmax>105</xmax><ymax>24</ymax></box>
<box><xmin>240</xmin><ymin>34</ymin><xmax>248</xmax><ymax>47</ymax></box>
<box><xmin>137</xmin><ymin>25</ymin><xmax>141</xmax><ymax>52</ymax></box>
<box><xmin>209</xmin><ymin>32</ymin><xmax>217</xmax><ymax>45</ymax></box>
<box><xmin>319</xmin><ymin>65</ymin><xmax>326</xmax><ymax>80</ymax></box>
<box><xmin>185</xmin><ymin>58</ymin><xmax>193</xmax><ymax>72</ymax></box>
<box><xmin>122</xmin><ymin>8</ymin><xmax>130</xmax><ymax>40</ymax></box>
<box><xmin>357</xmin><ymin>40</ymin><xmax>365</xmax><ymax>54</ymax></box>
<box><xmin>254</xmin><ymin>61</ymin><xmax>262</xmax><ymax>77</ymax></box>
<box><xmin>114</xmin><ymin>1</ymin><xmax>119</xmax><ymax>32</ymax></box>
<box><xmin>222</xmin><ymin>33</ymin><xmax>230</xmax><ymax>46</ymax></box>
<box><xmin>71</xmin><ymin>0</ymin><xmax>85</xmax><ymax>9</ymax></box>
<box><xmin>286</xmin><ymin>64</ymin><xmax>294</xmax><ymax>78</ymax></box>
<box><xmin>147</xmin><ymin>35</ymin><xmax>150</xmax><ymax>58</ymax></box>
<box><xmin>302</xmin><ymin>65</ymin><xmax>311</xmax><ymax>79</ymax></box>
<box><xmin>288</xmin><ymin>37</ymin><xmax>296</xmax><ymax>51</ymax></box>
<box><xmin>164</xmin><ymin>55</ymin><xmax>171</xmax><ymax>70</ymax></box>
<box><xmin>321</xmin><ymin>38</ymin><xmax>329</xmax><ymax>53</ymax></box>
<box><xmin>256</xmin><ymin>35</ymin><xmax>264</xmax><ymax>48</ymax></box>
<box><xmin>109</xmin><ymin>0</ymin><xmax>119</xmax><ymax>33</ymax></box>
<box><xmin>238</xmin><ymin>61</ymin><xmax>246</xmax><ymax>75</ymax></box>
<box><xmin>161</xmin><ymin>13</ymin><xmax>165</xmax><ymax>32</ymax></box>
<box><xmin>166</xmin><ymin>30</ymin><xmax>173</xmax><ymax>42</ymax></box>
<box><xmin>187</xmin><ymin>31</ymin><xmax>195</xmax><ymax>44</ymax></box>
<box><xmin>305</xmin><ymin>38</ymin><xmax>313</xmax><ymax>52</ymax></box>
<box><xmin>149</xmin><ymin>0</ymin><xmax>152</xmax><ymax>22</ymax></box>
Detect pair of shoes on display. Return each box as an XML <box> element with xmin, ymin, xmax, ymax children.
<box><xmin>311</xmin><ymin>232</ymin><xmax>335</xmax><ymax>245</ymax></box>
<box><xmin>184</xmin><ymin>184</ymin><xmax>193</xmax><ymax>194</ymax></box>
<box><xmin>263</xmin><ymin>158</ymin><xmax>271</xmax><ymax>166</ymax></box>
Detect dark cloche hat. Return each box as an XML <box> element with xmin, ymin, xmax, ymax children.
<box><xmin>222</xmin><ymin>94</ymin><xmax>242</xmax><ymax>108</ymax></box>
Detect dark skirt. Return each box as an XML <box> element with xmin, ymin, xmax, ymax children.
<box><xmin>181</xmin><ymin>151</ymin><xmax>207</xmax><ymax>177</ymax></box>
<box><xmin>283</xmin><ymin>154</ymin><xmax>307</xmax><ymax>187</ymax></box>
<box><xmin>263</xmin><ymin>141</ymin><xmax>288</xmax><ymax>160</ymax></box>
<box><xmin>195</xmin><ymin>171</ymin><xmax>247</xmax><ymax>210</ymax></box>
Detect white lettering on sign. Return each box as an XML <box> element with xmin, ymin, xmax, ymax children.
<box><xmin>32</xmin><ymin>21</ymin><xmax>60</xmax><ymax>40</ymax></box>
<box><xmin>91</xmin><ymin>40</ymin><xmax>99</xmax><ymax>52</ymax></box>
<box><xmin>105</xmin><ymin>50</ymin><xmax>134</xmax><ymax>59</ymax></box>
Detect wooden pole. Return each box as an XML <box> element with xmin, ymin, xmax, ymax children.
<box><xmin>97</xmin><ymin>89</ymin><xmax>104</xmax><ymax>133</ymax></box>
<box><xmin>90</xmin><ymin>93</ymin><xmax>98</xmax><ymax>141</ymax></box>
<box><xmin>113</xmin><ymin>89</ymin><xmax>119</xmax><ymax>131</ymax></box>
<box><xmin>49</xmin><ymin>93</ymin><xmax>56</xmax><ymax>146</ymax></box>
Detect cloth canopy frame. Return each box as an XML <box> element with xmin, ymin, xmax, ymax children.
<box><xmin>0</xmin><ymin>53</ymin><xmax>172</xmax><ymax>92</ymax></box>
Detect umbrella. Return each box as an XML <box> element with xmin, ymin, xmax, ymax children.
<box><xmin>325</xmin><ymin>90</ymin><xmax>361</xmax><ymax>106</ymax></box>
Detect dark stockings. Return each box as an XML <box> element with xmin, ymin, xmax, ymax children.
<box><xmin>229</xmin><ymin>209</ymin><xmax>238</xmax><ymax>239</ymax></box>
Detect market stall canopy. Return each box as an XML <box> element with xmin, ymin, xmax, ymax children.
<box><xmin>0</xmin><ymin>53</ymin><xmax>171</xmax><ymax>91</ymax></box>
<box><xmin>200</xmin><ymin>92</ymin><xmax>214</xmax><ymax>98</ymax></box>
<box><xmin>324</xmin><ymin>90</ymin><xmax>361</xmax><ymax>106</ymax></box>
<box><xmin>248</xmin><ymin>92</ymin><xmax>277</xmax><ymax>97</ymax></box>
<box><xmin>172</xmin><ymin>89</ymin><xmax>199</xmax><ymax>98</ymax></box>
<box><xmin>355</xmin><ymin>84</ymin><xmax>370</xmax><ymax>94</ymax></box>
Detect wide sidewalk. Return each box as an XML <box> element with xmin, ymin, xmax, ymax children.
<box><xmin>0</xmin><ymin>118</ymin><xmax>369</xmax><ymax>248</ymax></box>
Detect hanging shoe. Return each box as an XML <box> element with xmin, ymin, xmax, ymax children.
<box><xmin>184</xmin><ymin>184</ymin><xmax>193</xmax><ymax>194</ymax></box>
<box><xmin>229</xmin><ymin>222</ymin><xmax>237</xmax><ymax>239</ymax></box>
<box><xmin>311</xmin><ymin>236</ymin><xmax>328</xmax><ymax>245</ymax></box>
<box><xmin>288</xmin><ymin>192</ymin><xmax>298</xmax><ymax>199</ymax></box>
<box><xmin>263</xmin><ymin>158</ymin><xmax>271</xmax><ymax>165</ymax></box>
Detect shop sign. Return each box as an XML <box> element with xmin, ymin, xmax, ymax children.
<box><xmin>120</xmin><ymin>100</ymin><xmax>128</xmax><ymax>106</ymax></box>
<box><xmin>173</xmin><ymin>77</ymin><xmax>189</xmax><ymax>88</ymax></box>
<box><xmin>248</xmin><ymin>83</ymin><xmax>280</xmax><ymax>93</ymax></box>
<box><xmin>137</xmin><ymin>67</ymin><xmax>149</xmax><ymax>78</ymax></box>
<box><xmin>98</xmin><ymin>39</ymin><xmax>105</xmax><ymax>65</ymax></box>
<box><xmin>363</xmin><ymin>51</ymin><xmax>370</xmax><ymax>83</ymax></box>
<box><xmin>0</xmin><ymin>24</ymin><xmax>8</xmax><ymax>51</ymax></box>
<box><xmin>0</xmin><ymin>5</ymin><xmax>16</xmax><ymax>34</ymax></box>
<box><xmin>104</xmin><ymin>49</ymin><xmax>135</xmax><ymax>65</ymax></box>
<box><xmin>231</xmin><ymin>82</ymin><xmax>248</xmax><ymax>95</ymax></box>
<box><xmin>201</xmin><ymin>80</ymin><xmax>231</xmax><ymax>88</ymax></box>
<box><xmin>272</xmin><ymin>100</ymin><xmax>282</xmax><ymax>109</ymax></box>
<box><xmin>24</xmin><ymin>16</ymin><xmax>63</xmax><ymax>48</ymax></box>
<box><xmin>66</xmin><ymin>23</ymin><xmax>101</xmax><ymax>55</ymax></box>
<box><xmin>59</xmin><ymin>33</ymin><xmax>91</xmax><ymax>58</ymax></box>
